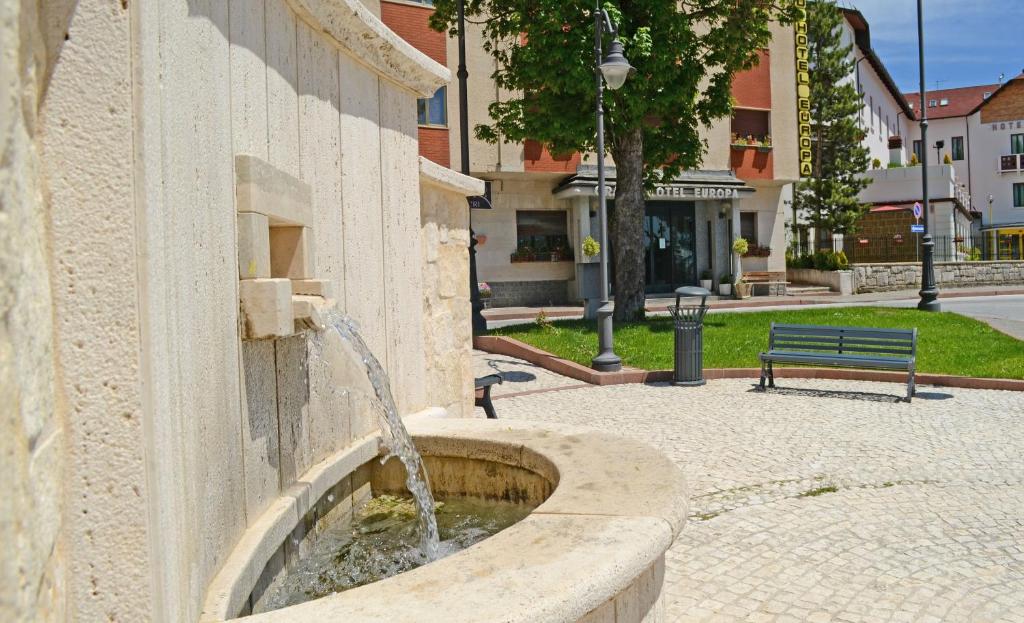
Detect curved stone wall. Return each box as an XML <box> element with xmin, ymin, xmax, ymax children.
<box><xmin>202</xmin><ymin>417</ymin><xmax>688</xmax><ymax>623</ymax></box>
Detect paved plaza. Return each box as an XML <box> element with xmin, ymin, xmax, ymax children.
<box><xmin>475</xmin><ymin>351</ymin><xmax>1024</xmax><ymax>622</ymax></box>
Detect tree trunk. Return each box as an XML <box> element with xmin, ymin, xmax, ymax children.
<box><xmin>609</xmin><ymin>126</ymin><xmax>645</xmax><ymax>322</ymax></box>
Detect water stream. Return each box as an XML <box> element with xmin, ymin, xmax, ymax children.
<box><xmin>317</xmin><ymin>310</ymin><xmax>440</xmax><ymax>561</ymax></box>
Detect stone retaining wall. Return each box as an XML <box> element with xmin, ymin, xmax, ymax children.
<box><xmin>488</xmin><ymin>280</ymin><xmax>570</xmax><ymax>307</ymax></box>
<box><xmin>853</xmin><ymin>261</ymin><xmax>1024</xmax><ymax>293</ymax></box>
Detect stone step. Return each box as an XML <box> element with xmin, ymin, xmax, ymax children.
<box><xmin>785</xmin><ymin>285</ymin><xmax>834</xmax><ymax>296</ymax></box>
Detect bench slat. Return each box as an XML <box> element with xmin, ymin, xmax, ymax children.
<box><xmin>770</xmin><ymin>343</ymin><xmax>915</xmax><ymax>356</ymax></box>
<box><xmin>771</xmin><ymin>334</ymin><xmax>915</xmax><ymax>348</ymax></box>
<box><xmin>762</xmin><ymin>351</ymin><xmax>912</xmax><ymax>370</ymax></box>
<box><xmin>772</xmin><ymin>328</ymin><xmax>915</xmax><ymax>342</ymax></box>
<box><xmin>771</xmin><ymin>323</ymin><xmax>915</xmax><ymax>337</ymax></box>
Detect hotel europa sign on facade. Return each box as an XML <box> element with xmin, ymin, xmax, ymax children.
<box><xmin>604</xmin><ymin>184</ymin><xmax>742</xmax><ymax>200</ymax></box>
<box><xmin>794</xmin><ymin>0</ymin><xmax>813</xmax><ymax>177</ymax></box>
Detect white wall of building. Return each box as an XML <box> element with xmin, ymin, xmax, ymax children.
<box><xmin>839</xmin><ymin>21</ymin><xmax>908</xmax><ymax>167</ymax></box>
<box><xmin>966</xmin><ymin>115</ymin><xmax>1024</xmax><ymax>227</ymax></box>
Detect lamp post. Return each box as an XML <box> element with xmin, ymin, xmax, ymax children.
<box><xmin>457</xmin><ymin>0</ymin><xmax>490</xmax><ymax>335</ymax></box>
<box><xmin>591</xmin><ymin>4</ymin><xmax>634</xmax><ymax>372</ymax></box>
<box><xmin>915</xmin><ymin>0</ymin><xmax>940</xmax><ymax>312</ymax></box>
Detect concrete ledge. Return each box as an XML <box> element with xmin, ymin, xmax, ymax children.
<box><xmin>203</xmin><ymin>417</ymin><xmax>687</xmax><ymax>622</ymax></box>
<box><xmin>475</xmin><ymin>335</ymin><xmax>1024</xmax><ymax>392</ymax></box>
<box><xmin>284</xmin><ymin>0</ymin><xmax>449</xmax><ymax>97</ymax></box>
<box><xmin>418</xmin><ymin>156</ymin><xmax>486</xmax><ymax>197</ymax></box>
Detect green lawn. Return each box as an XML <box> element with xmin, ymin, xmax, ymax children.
<box><xmin>491</xmin><ymin>307</ymin><xmax>1024</xmax><ymax>380</ymax></box>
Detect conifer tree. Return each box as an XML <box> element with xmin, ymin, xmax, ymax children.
<box><xmin>793</xmin><ymin>0</ymin><xmax>871</xmax><ymax>237</ymax></box>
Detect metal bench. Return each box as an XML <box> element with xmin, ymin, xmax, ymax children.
<box><xmin>759</xmin><ymin>323</ymin><xmax>918</xmax><ymax>402</ymax></box>
<box><xmin>474</xmin><ymin>373</ymin><xmax>503</xmax><ymax>419</ymax></box>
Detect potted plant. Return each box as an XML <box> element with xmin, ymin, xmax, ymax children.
<box><xmin>478</xmin><ymin>282</ymin><xmax>492</xmax><ymax>308</ymax></box>
<box><xmin>734</xmin><ymin>279</ymin><xmax>752</xmax><ymax>299</ymax></box>
<box><xmin>757</xmin><ymin>135</ymin><xmax>772</xmax><ymax>152</ymax></box>
<box><xmin>699</xmin><ymin>269</ymin><xmax>713</xmax><ymax>291</ymax></box>
<box><xmin>719</xmin><ymin>273</ymin><xmax>733</xmax><ymax>297</ymax></box>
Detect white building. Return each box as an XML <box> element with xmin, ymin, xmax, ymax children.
<box><xmin>906</xmin><ymin>73</ymin><xmax>1024</xmax><ymax>259</ymax></box>
<box><xmin>841</xmin><ymin>9</ymin><xmax>914</xmax><ymax>168</ymax></box>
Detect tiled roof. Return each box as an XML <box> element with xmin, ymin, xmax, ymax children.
<box><xmin>904</xmin><ymin>84</ymin><xmax>1001</xmax><ymax>119</ymax></box>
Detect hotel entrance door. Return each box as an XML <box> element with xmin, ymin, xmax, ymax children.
<box><xmin>644</xmin><ymin>202</ymin><xmax>697</xmax><ymax>294</ymax></box>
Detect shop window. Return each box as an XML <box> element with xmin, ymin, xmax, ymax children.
<box><xmin>731</xmin><ymin>109</ymin><xmax>771</xmax><ymax>145</ymax></box>
<box><xmin>1012</xmin><ymin>134</ymin><xmax>1024</xmax><ymax>155</ymax></box>
<box><xmin>951</xmin><ymin>136</ymin><xmax>964</xmax><ymax>161</ymax></box>
<box><xmin>513</xmin><ymin>211</ymin><xmax>573</xmax><ymax>262</ymax></box>
<box><xmin>1014</xmin><ymin>183</ymin><xmax>1024</xmax><ymax>208</ymax></box>
<box><xmin>417</xmin><ymin>87</ymin><xmax>447</xmax><ymax>127</ymax></box>
<box><xmin>740</xmin><ymin>212</ymin><xmax>758</xmax><ymax>246</ymax></box>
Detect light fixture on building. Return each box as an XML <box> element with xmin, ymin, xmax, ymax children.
<box><xmin>719</xmin><ymin>202</ymin><xmax>731</xmax><ymax>218</ymax></box>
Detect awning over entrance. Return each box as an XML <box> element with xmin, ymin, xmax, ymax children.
<box><xmin>551</xmin><ymin>165</ymin><xmax>756</xmax><ymax>201</ymax></box>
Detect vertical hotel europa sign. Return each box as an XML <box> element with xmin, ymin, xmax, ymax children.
<box><xmin>794</xmin><ymin>0</ymin><xmax>813</xmax><ymax>177</ymax></box>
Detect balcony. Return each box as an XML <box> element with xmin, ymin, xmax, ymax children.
<box><xmin>999</xmin><ymin>154</ymin><xmax>1024</xmax><ymax>174</ymax></box>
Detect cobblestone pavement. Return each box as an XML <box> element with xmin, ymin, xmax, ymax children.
<box><xmin>472</xmin><ymin>349</ymin><xmax>586</xmax><ymax>397</ymax></box>
<box><xmin>481</xmin><ymin>373</ymin><xmax>1024</xmax><ymax>622</ymax></box>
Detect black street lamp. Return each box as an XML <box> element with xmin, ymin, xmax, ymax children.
<box><xmin>456</xmin><ymin>0</ymin><xmax>491</xmax><ymax>335</ymax></box>
<box><xmin>915</xmin><ymin>0</ymin><xmax>940</xmax><ymax>312</ymax></box>
<box><xmin>591</xmin><ymin>5</ymin><xmax>634</xmax><ymax>372</ymax></box>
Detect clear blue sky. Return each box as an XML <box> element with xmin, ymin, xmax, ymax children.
<box><xmin>839</xmin><ymin>0</ymin><xmax>1024</xmax><ymax>93</ymax></box>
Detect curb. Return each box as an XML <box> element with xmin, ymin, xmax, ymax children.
<box><xmin>482</xmin><ymin>288</ymin><xmax>1024</xmax><ymax>322</ymax></box>
<box><xmin>474</xmin><ymin>335</ymin><xmax>1024</xmax><ymax>393</ymax></box>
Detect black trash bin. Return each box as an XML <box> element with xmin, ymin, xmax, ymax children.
<box><xmin>668</xmin><ymin>286</ymin><xmax>711</xmax><ymax>386</ymax></box>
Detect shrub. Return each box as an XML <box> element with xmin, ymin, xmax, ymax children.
<box><xmin>909</xmin><ymin>152</ymin><xmax>920</xmax><ymax>166</ymax></box>
<box><xmin>700</xmin><ymin>268</ymin><xmax>713</xmax><ymax>280</ymax></box>
<box><xmin>812</xmin><ymin>249</ymin><xmax>832</xmax><ymax>271</ymax></box>
<box><xmin>943</xmin><ymin>153</ymin><xmax>952</xmax><ymax>165</ymax></box>
<box><xmin>833</xmin><ymin>250</ymin><xmax>849</xmax><ymax>270</ymax></box>
<box><xmin>581</xmin><ymin>235</ymin><xmax>601</xmax><ymax>258</ymax></box>
<box><xmin>872</xmin><ymin>158</ymin><xmax>882</xmax><ymax>169</ymax></box>
<box><xmin>732</xmin><ymin>237</ymin><xmax>749</xmax><ymax>256</ymax></box>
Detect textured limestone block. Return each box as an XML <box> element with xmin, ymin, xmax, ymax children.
<box><xmin>275</xmin><ymin>335</ymin><xmax>311</xmax><ymax>487</ymax></box>
<box><xmin>269</xmin><ymin>226</ymin><xmax>315</xmax><ymax>280</ymax></box>
<box><xmin>239</xmin><ymin>278</ymin><xmax>294</xmax><ymax>339</ymax></box>
<box><xmin>237</xmin><ymin>212</ymin><xmax>271</xmax><ymax>279</ymax></box>
<box><xmin>240</xmin><ymin>340</ymin><xmax>281</xmax><ymax>520</ymax></box>
<box><xmin>235</xmin><ymin>154</ymin><xmax>313</xmax><ymax>227</ymax></box>
<box><xmin>291</xmin><ymin>295</ymin><xmax>326</xmax><ymax>331</ymax></box>
<box><xmin>290</xmin><ymin>278</ymin><xmax>333</xmax><ymax>298</ymax></box>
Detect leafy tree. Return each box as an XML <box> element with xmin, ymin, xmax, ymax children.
<box><xmin>793</xmin><ymin>0</ymin><xmax>871</xmax><ymax>238</ymax></box>
<box><xmin>431</xmin><ymin>1</ymin><xmax>797</xmax><ymax>321</ymax></box>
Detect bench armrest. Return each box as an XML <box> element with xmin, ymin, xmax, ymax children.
<box><xmin>474</xmin><ymin>373</ymin><xmax>504</xmax><ymax>389</ymax></box>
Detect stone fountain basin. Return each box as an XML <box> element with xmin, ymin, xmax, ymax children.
<box><xmin>201</xmin><ymin>415</ymin><xmax>688</xmax><ymax>623</ymax></box>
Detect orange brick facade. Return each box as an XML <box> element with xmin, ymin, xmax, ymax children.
<box><xmin>523</xmin><ymin>139</ymin><xmax>583</xmax><ymax>173</ymax></box>
<box><xmin>381</xmin><ymin>1</ymin><xmax>450</xmax><ymax>166</ymax></box>
<box><xmin>380</xmin><ymin>2</ymin><xmax>447</xmax><ymax>65</ymax></box>
<box><xmin>731</xmin><ymin>50</ymin><xmax>772</xmax><ymax>110</ymax></box>
<box><xmin>418</xmin><ymin>127</ymin><xmax>451</xmax><ymax>168</ymax></box>
<box><xmin>980</xmin><ymin>80</ymin><xmax>1024</xmax><ymax>124</ymax></box>
<box><xmin>729</xmin><ymin>147</ymin><xmax>774</xmax><ymax>180</ymax></box>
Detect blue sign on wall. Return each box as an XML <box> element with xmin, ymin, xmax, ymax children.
<box><xmin>910</xmin><ymin>224</ymin><xmax>925</xmax><ymax>233</ymax></box>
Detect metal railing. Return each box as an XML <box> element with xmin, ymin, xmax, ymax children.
<box><xmin>790</xmin><ymin>234</ymin><xmax>1021</xmax><ymax>264</ymax></box>
<box><xmin>999</xmin><ymin>154</ymin><xmax>1023</xmax><ymax>174</ymax></box>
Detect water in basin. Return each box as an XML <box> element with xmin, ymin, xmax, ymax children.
<box><xmin>252</xmin><ymin>494</ymin><xmax>532</xmax><ymax>613</ymax></box>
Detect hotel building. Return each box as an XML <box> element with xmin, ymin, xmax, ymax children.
<box><xmin>381</xmin><ymin>1</ymin><xmax>800</xmax><ymax>307</ymax></box>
